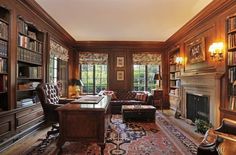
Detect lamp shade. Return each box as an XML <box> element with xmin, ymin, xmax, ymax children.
<box><xmin>154</xmin><ymin>73</ymin><xmax>162</xmax><ymax>80</ymax></box>
<box><xmin>71</xmin><ymin>79</ymin><xmax>84</xmax><ymax>86</ymax></box>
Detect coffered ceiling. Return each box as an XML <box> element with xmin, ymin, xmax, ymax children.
<box><xmin>35</xmin><ymin>0</ymin><xmax>213</xmax><ymax>41</ymax></box>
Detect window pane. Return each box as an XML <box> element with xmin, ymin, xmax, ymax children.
<box><xmin>81</xmin><ymin>64</ymin><xmax>94</xmax><ymax>94</ymax></box>
<box><xmin>95</xmin><ymin>65</ymin><xmax>107</xmax><ymax>93</ymax></box>
<box><xmin>147</xmin><ymin>65</ymin><xmax>159</xmax><ymax>92</ymax></box>
<box><xmin>133</xmin><ymin>65</ymin><xmax>145</xmax><ymax>91</ymax></box>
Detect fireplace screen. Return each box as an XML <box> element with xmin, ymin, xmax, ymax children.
<box><xmin>186</xmin><ymin>93</ymin><xmax>209</xmax><ymax>123</ymax></box>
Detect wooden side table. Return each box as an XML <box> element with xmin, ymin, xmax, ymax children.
<box><xmin>151</xmin><ymin>89</ymin><xmax>163</xmax><ymax>111</ymax></box>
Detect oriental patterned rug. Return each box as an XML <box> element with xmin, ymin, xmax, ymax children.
<box><xmin>25</xmin><ymin>115</ymin><xmax>184</xmax><ymax>155</ymax></box>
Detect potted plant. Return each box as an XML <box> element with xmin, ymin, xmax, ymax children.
<box><xmin>195</xmin><ymin>119</ymin><xmax>212</xmax><ymax>134</ymax></box>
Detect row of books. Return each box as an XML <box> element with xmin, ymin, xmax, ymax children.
<box><xmin>227</xmin><ymin>33</ymin><xmax>236</xmax><ymax>50</ymax></box>
<box><xmin>0</xmin><ymin>75</ymin><xmax>7</xmax><ymax>92</ymax></box>
<box><xmin>0</xmin><ymin>58</ymin><xmax>7</xmax><ymax>73</ymax></box>
<box><xmin>18</xmin><ymin>66</ymin><xmax>42</xmax><ymax>79</ymax></box>
<box><xmin>228</xmin><ymin>67</ymin><xmax>236</xmax><ymax>83</ymax></box>
<box><xmin>170</xmin><ymin>88</ymin><xmax>180</xmax><ymax>96</ymax></box>
<box><xmin>228</xmin><ymin>16</ymin><xmax>236</xmax><ymax>32</ymax></box>
<box><xmin>17</xmin><ymin>47</ymin><xmax>42</xmax><ymax>65</ymax></box>
<box><xmin>0</xmin><ymin>20</ymin><xmax>8</xmax><ymax>40</ymax></box>
<box><xmin>18</xmin><ymin>81</ymin><xmax>40</xmax><ymax>90</ymax></box>
<box><xmin>228</xmin><ymin>96</ymin><xmax>236</xmax><ymax>111</ymax></box>
<box><xmin>17</xmin><ymin>18</ymin><xmax>28</xmax><ymax>35</ymax></box>
<box><xmin>0</xmin><ymin>40</ymin><xmax>7</xmax><ymax>57</ymax></box>
<box><xmin>18</xmin><ymin>35</ymin><xmax>42</xmax><ymax>52</ymax></box>
<box><xmin>170</xmin><ymin>64</ymin><xmax>180</xmax><ymax>72</ymax></box>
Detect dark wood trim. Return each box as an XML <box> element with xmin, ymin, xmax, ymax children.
<box><xmin>17</xmin><ymin>0</ymin><xmax>75</xmax><ymax>46</ymax></box>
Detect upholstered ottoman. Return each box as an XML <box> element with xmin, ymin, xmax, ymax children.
<box><xmin>122</xmin><ymin>105</ymin><xmax>156</xmax><ymax>122</ymax></box>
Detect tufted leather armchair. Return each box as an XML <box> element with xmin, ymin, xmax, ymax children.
<box><xmin>36</xmin><ymin>83</ymin><xmax>73</xmax><ymax>137</ymax></box>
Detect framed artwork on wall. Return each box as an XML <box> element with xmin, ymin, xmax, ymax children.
<box><xmin>117</xmin><ymin>70</ymin><xmax>125</xmax><ymax>81</ymax></box>
<box><xmin>116</xmin><ymin>56</ymin><xmax>125</xmax><ymax>67</ymax></box>
<box><xmin>186</xmin><ymin>37</ymin><xmax>206</xmax><ymax>64</ymax></box>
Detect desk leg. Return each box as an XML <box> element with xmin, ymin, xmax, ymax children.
<box><xmin>98</xmin><ymin>143</ymin><xmax>105</xmax><ymax>155</ymax></box>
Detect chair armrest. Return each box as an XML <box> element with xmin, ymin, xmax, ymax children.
<box><xmin>215</xmin><ymin>118</ymin><xmax>236</xmax><ymax>135</ymax></box>
<box><xmin>59</xmin><ymin>98</ymin><xmax>75</xmax><ymax>104</ymax></box>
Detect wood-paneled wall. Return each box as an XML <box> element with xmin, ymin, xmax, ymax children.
<box><xmin>164</xmin><ymin>0</ymin><xmax>236</xmax><ymax>121</ymax></box>
<box><xmin>75</xmin><ymin>41</ymin><xmax>166</xmax><ymax>92</ymax></box>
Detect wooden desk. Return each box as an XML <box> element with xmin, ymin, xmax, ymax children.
<box><xmin>56</xmin><ymin>96</ymin><xmax>111</xmax><ymax>154</ymax></box>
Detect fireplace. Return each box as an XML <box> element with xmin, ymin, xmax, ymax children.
<box><xmin>180</xmin><ymin>72</ymin><xmax>223</xmax><ymax>127</ymax></box>
<box><xmin>186</xmin><ymin>93</ymin><xmax>209</xmax><ymax>123</ymax></box>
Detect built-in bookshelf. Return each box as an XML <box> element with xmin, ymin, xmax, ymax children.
<box><xmin>169</xmin><ymin>48</ymin><xmax>181</xmax><ymax>110</ymax></box>
<box><xmin>227</xmin><ymin>14</ymin><xmax>236</xmax><ymax>112</ymax></box>
<box><xmin>16</xmin><ymin>17</ymin><xmax>43</xmax><ymax>108</ymax></box>
<box><xmin>0</xmin><ymin>7</ymin><xmax>9</xmax><ymax>111</ymax></box>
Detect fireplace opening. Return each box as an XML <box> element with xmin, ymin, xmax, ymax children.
<box><xmin>186</xmin><ymin>93</ymin><xmax>209</xmax><ymax>123</ymax></box>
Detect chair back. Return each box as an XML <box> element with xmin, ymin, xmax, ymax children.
<box><xmin>36</xmin><ymin>83</ymin><xmax>60</xmax><ymax>122</ymax></box>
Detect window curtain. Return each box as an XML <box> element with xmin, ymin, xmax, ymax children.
<box><xmin>133</xmin><ymin>53</ymin><xmax>161</xmax><ymax>65</ymax></box>
<box><xmin>50</xmin><ymin>40</ymin><xmax>69</xmax><ymax>61</ymax></box>
<box><xmin>79</xmin><ymin>52</ymin><xmax>108</xmax><ymax>65</ymax></box>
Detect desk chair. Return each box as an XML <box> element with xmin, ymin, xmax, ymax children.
<box><xmin>36</xmin><ymin>83</ymin><xmax>73</xmax><ymax>138</ymax></box>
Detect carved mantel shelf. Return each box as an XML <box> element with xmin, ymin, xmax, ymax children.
<box><xmin>179</xmin><ymin>72</ymin><xmax>224</xmax><ymax>79</ymax></box>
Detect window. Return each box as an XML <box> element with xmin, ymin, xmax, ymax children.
<box><xmin>79</xmin><ymin>52</ymin><xmax>108</xmax><ymax>94</ymax></box>
<box><xmin>133</xmin><ymin>65</ymin><xmax>160</xmax><ymax>91</ymax></box>
<box><xmin>49</xmin><ymin>40</ymin><xmax>69</xmax><ymax>97</ymax></box>
<box><xmin>49</xmin><ymin>56</ymin><xmax>58</xmax><ymax>84</ymax></box>
<box><xmin>81</xmin><ymin>64</ymin><xmax>107</xmax><ymax>94</ymax></box>
<box><xmin>133</xmin><ymin>53</ymin><xmax>161</xmax><ymax>92</ymax></box>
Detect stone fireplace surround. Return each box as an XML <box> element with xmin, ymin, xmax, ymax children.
<box><xmin>179</xmin><ymin>72</ymin><xmax>224</xmax><ymax>127</ymax></box>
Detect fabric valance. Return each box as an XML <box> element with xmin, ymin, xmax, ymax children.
<box><xmin>133</xmin><ymin>53</ymin><xmax>161</xmax><ymax>65</ymax></box>
<box><xmin>79</xmin><ymin>52</ymin><xmax>108</xmax><ymax>65</ymax></box>
<box><xmin>50</xmin><ymin>40</ymin><xmax>69</xmax><ymax>61</ymax></box>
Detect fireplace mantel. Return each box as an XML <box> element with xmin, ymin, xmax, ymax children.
<box><xmin>179</xmin><ymin>72</ymin><xmax>224</xmax><ymax>127</ymax></box>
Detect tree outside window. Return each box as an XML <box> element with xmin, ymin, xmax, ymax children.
<box><xmin>81</xmin><ymin>64</ymin><xmax>107</xmax><ymax>94</ymax></box>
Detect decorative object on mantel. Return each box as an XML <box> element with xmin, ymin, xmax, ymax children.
<box><xmin>185</xmin><ymin>37</ymin><xmax>206</xmax><ymax>64</ymax></box>
<box><xmin>208</xmin><ymin>42</ymin><xmax>224</xmax><ymax>62</ymax></box>
<box><xmin>154</xmin><ymin>73</ymin><xmax>162</xmax><ymax>89</ymax></box>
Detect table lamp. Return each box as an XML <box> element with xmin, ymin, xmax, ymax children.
<box><xmin>71</xmin><ymin>79</ymin><xmax>84</xmax><ymax>97</ymax></box>
<box><xmin>154</xmin><ymin>73</ymin><xmax>162</xmax><ymax>90</ymax></box>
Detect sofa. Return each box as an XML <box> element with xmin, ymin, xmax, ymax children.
<box><xmin>99</xmin><ymin>90</ymin><xmax>153</xmax><ymax>114</ymax></box>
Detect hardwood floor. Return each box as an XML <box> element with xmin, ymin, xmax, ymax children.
<box><xmin>1</xmin><ymin>124</ymin><xmax>51</xmax><ymax>155</ymax></box>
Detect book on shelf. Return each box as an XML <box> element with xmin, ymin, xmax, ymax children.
<box><xmin>228</xmin><ymin>16</ymin><xmax>236</xmax><ymax>32</ymax></box>
<box><xmin>228</xmin><ymin>33</ymin><xmax>236</xmax><ymax>49</ymax></box>
<box><xmin>170</xmin><ymin>65</ymin><xmax>176</xmax><ymax>72</ymax></box>
<box><xmin>229</xmin><ymin>96</ymin><xmax>236</xmax><ymax>111</ymax></box>
<box><xmin>0</xmin><ymin>20</ymin><xmax>8</xmax><ymax>40</ymax></box>
<box><xmin>17</xmin><ymin>18</ymin><xmax>28</xmax><ymax>35</ymax></box>
<box><xmin>0</xmin><ymin>75</ymin><xmax>7</xmax><ymax>92</ymax></box>
<box><xmin>228</xmin><ymin>67</ymin><xmax>236</xmax><ymax>83</ymax></box>
<box><xmin>28</xmin><ymin>31</ymin><xmax>36</xmax><ymax>39</ymax></box>
<box><xmin>0</xmin><ymin>40</ymin><xmax>7</xmax><ymax>57</ymax></box>
<box><xmin>0</xmin><ymin>57</ymin><xmax>7</xmax><ymax>73</ymax></box>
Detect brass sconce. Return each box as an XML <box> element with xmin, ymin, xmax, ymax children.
<box><xmin>175</xmin><ymin>56</ymin><xmax>183</xmax><ymax>65</ymax></box>
<box><xmin>208</xmin><ymin>42</ymin><xmax>224</xmax><ymax>62</ymax></box>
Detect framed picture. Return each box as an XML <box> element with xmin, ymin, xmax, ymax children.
<box><xmin>117</xmin><ymin>70</ymin><xmax>125</xmax><ymax>81</ymax></box>
<box><xmin>116</xmin><ymin>57</ymin><xmax>125</xmax><ymax>67</ymax></box>
<box><xmin>186</xmin><ymin>37</ymin><xmax>205</xmax><ymax>64</ymax></box>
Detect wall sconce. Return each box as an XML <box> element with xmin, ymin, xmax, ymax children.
<box><xmin>175</xmin><ymin>56</ymin><xmax>183</xmax><ymax>65</ymax></box>
<box><xmin>208</xmin><ymin>42</ymin><xmax>224</xmax><ymax>62</ymax></box>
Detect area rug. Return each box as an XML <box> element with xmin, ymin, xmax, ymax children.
<box><xmin>26</xmin><ymin>115</ymin><xmax>182</xmax><ymax>155</ymax></box>
<box><xmin>155</xmin><ymin>112</ymin><xmax>198</xmax><ymax>155</ymax></box>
